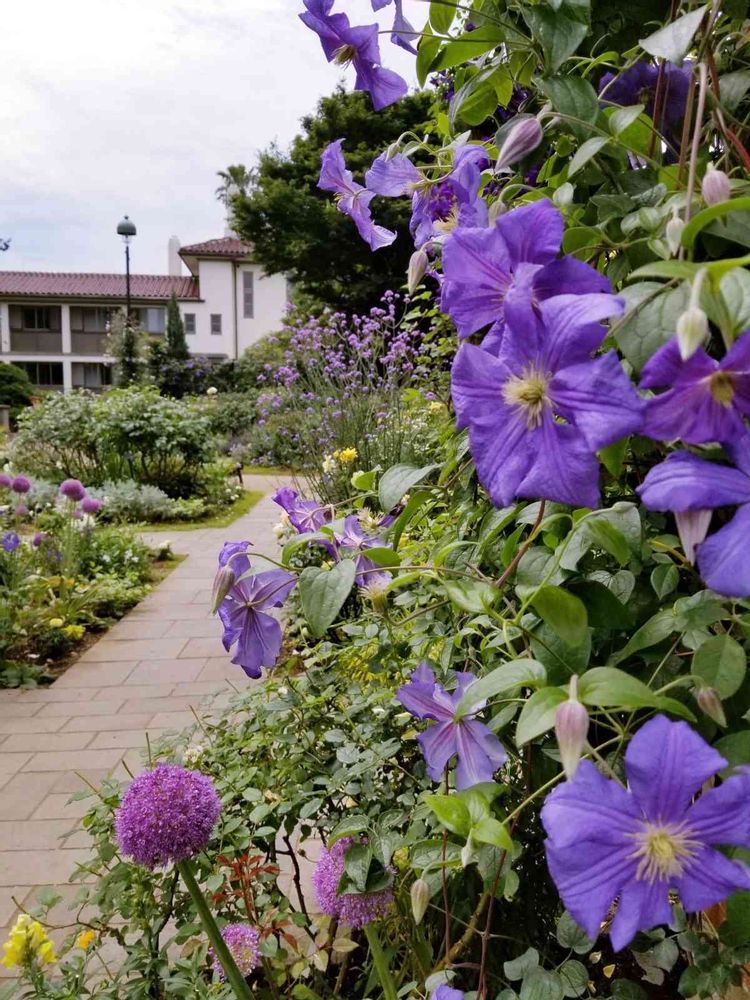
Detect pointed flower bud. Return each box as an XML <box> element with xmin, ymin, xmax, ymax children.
<box><xmin>555</xmin><ymin>676</ymin><xmax>589</xmax><ymax>781</ymax></box>
<box><xmin>676</xmin><ymin>306</ymin><xmax>709</xmax><ymax>360</ymax></box>
<box><xmin>410</xmin><ymin>878</ymin><xmax>430</xmax><ymax>924</ymax></box>
<box><xmin>553</xmin><ymin>182</ymin><xmax>574</xmax><ymax>209</ymax></box>
<box><xmin>665</xmin><ymin>214</ymin><xmax>685</xmax><ymax>256</ymax></box>
<box><xmin>695</xmin><ymin>686</ymin><xmax>727</xmax><ymax>727</ymax></box>
<box><xmin>675</xmin><ymin>508</ymin><xmax>712</xmax><ymax>564</ymax></box>
<box><xmin>497</xmin><ymin>117</ymin><xmax>543</xmax><ymax>170</ymax></box>
<box><xmin>407</xmin><ymin>248</ymin><xmax>429</xmax><ymax>294</ymax></box>
<box><xmin>210</xmin><ymin>565</ymin><xmax>236</xmax><ymax>614</ymax></box>
<box><xmin>702</xmin><ymin>165</ymin><xmax>730</xmax><ymax>206</ymax></box>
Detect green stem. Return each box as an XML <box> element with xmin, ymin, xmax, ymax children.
<box><xmin>363</xmin><ymin>923</ymin><xmax>399</xmax><ymax>1000</ymax></box>
<box><xmin>176</xmin><ymin>860</ymin><xmax>253</xmax><ymax>1000</ymax></box>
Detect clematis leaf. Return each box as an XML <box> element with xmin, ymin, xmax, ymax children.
<box><xmin>455</xmin><ymin>659</ymin><xmax>547</xmax><ymax>716</ymax></box>
<box><xmin>379</xmin><ymin>462</ymin><xmax>439</xmax><ymax>512</ymax></box>
<box><xmin>531</xmin><ymin>586</ymin><xmax>588</xmax><ymax>647</ymax></box>
<box><xmin>516</xmin><ymin>687</ymin><xmax>567</xmax><ymax>745</ymax></box>
<box><xmin>691</xmin><ymin>634</ymin><xmax>746</xmax><ymax>698</ymax></box>
<box><xmin>639</xmin><ymin>6</ymin><xmax>707</xmax><ymax>63</ymax></box>
<box><xmin>298</xmin><ymin>561</ymin><xmax>356</xmax><ymax>636</ymax></box>
<box><xmin>424</xmin><ymin>793</ymin><xmax>471</xmax><ymax>837</ymax></box>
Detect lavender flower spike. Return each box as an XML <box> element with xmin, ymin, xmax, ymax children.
<box><xmin>319</xmin><ymin>140</ymin><xmax>396</xmax><ymax>251</ymax></box>
<box><xmin>542</xmin><ymin>715</ymin><xmax>750</xmax><ymax>951</ymax></box>
<box><xmin>219</xmin><ymin>568</ymin><xmax>296</xmax><ymax>678</ymax></box>
<box><xmin>397</xmin><ymin>663</ymin><xmax>507</xmax><ymax>789</ymax></box>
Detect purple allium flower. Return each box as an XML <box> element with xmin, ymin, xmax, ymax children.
<box><xmin>599</xmin><ymin>61</ymin><xmax>691</xmax><ymax>133</ymax></box>
<box><xmin>313</xmin><ymin>837</ymin><xmax>394</xmax><ymax>927</ymax></box>
<box><xmin>639</xmin><ymin>333</ymin><xmax>750</xmax><ymax>444</ymax></box>
<box><xmin>440</xmin><ymin>200</ymin><xmax>610</xmax><ymax>345</ymax></box>
<box><xmin>209</xmin><ymin>924</ymin><xmax>261</xmax><ymax>980</ymax></box>
<box><xmin>219</xmin><ymin>569</ymin><xmax>296</xmax><ymax>678</ymax></box>
<box><xmin>319</xmin><ymin>140</ymin><xmax>396</xmax><ymax>251</ymax></box>
<box><xmin>397</xmin><ymin>663</ymin><xmax>507</xmax><ymax>789</ymax></box>
<box><xmin>14</xmin><ymin>504</ymin><xmax>28</xmax><ymax>517</ymax></box>
<box><xmin>452</xmin><ymin>294</ymin><xmax>642</xmax><ymax>508</ymax></box>
<box><xmin>115</xmin><ymin>764</ymin><xmax>221</xmax><ymax>868</ymax></box>
<box><xmin>0</xmin><ymin>473</ymin><xmax>11</xmax><ymax>489</ymax></box>
<box><xmin>299</xmin><ymin>0</ymin><xmax>407</xmax><ymax>110</ymax></box>
<box><xmin>11</xmin><ymin>476</ymin><xmax>31</xmax><ymax>495</ymax></box>
<box><xmin>541</xmin><ymin>715</ymin><xmax>750</xmax><ymax>951</ymax></box>
<box><xmin>32</xmin><ymin>532</ymin><xmax>46</xmax><ymax>547</ymax></box>
<box><xmin>59</xmin><ymin>479</ymin><xmax>86</xmax><ymax>501</ymax></box>
<box><xmin>637</xmin><ymin>434</ymin><xmax>750</xmax><ymax>596</ymax></box>
<box><xmin>80</xmin><ymin>496</ymin><xmax>103</xmax><ymax>514</ymax></box>
<box><xmin>1</xmin><ymin>531</ymin><xmax>21</xmax><ymax>553</ymax></box>
<box><xmin>272</xmin><ymin>488</ymin><xmax>332</xmax><ymax>533</ymax></box>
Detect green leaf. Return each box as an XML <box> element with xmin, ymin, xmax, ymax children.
<box><xmin>628</xmin><ymin>260</ymin><xmax>701</xmax><ymax>281</ymax></box>
<box><xmin>608</xmin><ymin>104</ymin><xmax>645</xmax><ymax>135</ymax></box>
<box><xmin>450</xmin><ymin>72</ymin><xmax>499</xmax><ymax>128</ymax></box>
<box><xmin>538</xmin><ymin>75</ymin><xmax>599</xmax><ymax>123</ymax></box>
<box><xmin>639</xmin><ymin>6</ymin><xmax>707</xmax><ymax>63</ymax></box>
<box><xmin>472</xmin><ymin>817</ymin><xmax>514</xmax><ymax>850</ymax></box>
<box><xmin>363</xmin><ymin>546</ymin><xmax>401</xmax><ymax>568</ymax></box>
<box><xmin>531</xmin><ymin>586</ymin><xmax>588</xmax><ymax>647</ymax></box>
<box><xmin>504</xmin><ymin>947</ymin><xmax>540</xmax><ymax>981</ymax></box>
<box><xmin>389</xmin><ymin>489</ymin><xmax>431</xmax><ymax>549</ymax></box>
<box><xmin>613</xmin><ymin>281</ymin><xmax>690</xmax><ymax>371</ymax></box>
<box><xmin>430</xmin><ymin>0</ymin><xmax>455</xmax><ymax>34</ymax></box>
<box><xmin>424</xmin><ymin>793</ymin><xmax>471</xmax><ymax>837</ymax></box>
<box><xmin>568</xmin><ymin>581</ymin><xmax>632</xmax><ymax>630</ymax></box>
<box><xmin>586</xmin><ymin>518</ymin><xmax>630</xmax><ymax>565</ymax></box>
<box><xmin>379</xmin><ymin>462</ymin><xmax>438</xmax><ymax>512</ymax></box>
<box><xmin>611</xmin><ymin>983</ymin><xmax>647</xmax><ymax>1000</ymax></box>
<box><xmin>455</xmin><ymin>659</ymin><xmax>547</xmax><ymax>715</ymax></box>
<box><xmin>416</xmin><ymin>24</ymin><xmax>442</xmax><ymax>86</ymax></box>
<box><xmin>443</xmin><ymin>577</ymin><xmax>497</xmax><ymax>613</ymax></box>
<box><xmin>560</xmin><ymin>960</ymin><xmax>588</xmax><ymax>998</ymax></box>
<box><xmin>599</xmin><ymin>436</ymin><xmax>628</xmax><ymax>478</ymax></box>
<box><xmin>520</xmin><ymin>968</ymin><xmax>565</xmax><ymax>1000</ymax></box>
<box><xmin>298</xmin><ymin>561</ymin><xmax>356</xmax><ymax>637</ymax></box>
<box><xmin>719</xmin><ymin>69</ymin><xmax>750</xmax><ymax>112</ymax></box>
<box><xmin>681</xmin><ymin>197</ymin><xmax>750</xmax><ymax>249</ymax></box>
<box><xmin>523</xmin><ymin>8</ymin><xmax>588</xmax><ymax>71</ymax></box>
<box><xmin>556</xmin><ymin>911</ymin><xmax>593</xmax><ymax>953</ymax></box>
<box><xmin>432</xmin><ymin>25</ymin><xmax>505</xmax><ymax>72</ymax></box>
<box><xmin>718</xmin><ymin>267</ymin><xmax>750</xmax><ymax>338</ymax></box>
<box><xmin>568</xmin><ymin>136</ymin><xmax>609</xmax><ymax>177</ymax></box>
<box><xmin>341</xmin><ymin>842</ymin><xmax>371</xmax><ymax>892</ymax></box>
<box><xmin>516</xmin><ymin>686</ymin><xmax>567</xmax><ymax>745</ymax></box>
<box><xmin>578</xmin><ymin>666</ymin><xmax>656</xmax><ymax>709</ymax></box>
<box><xmin>282</xmin><ymin>530</ymin><xmax>330</xmax><ymax>564</ymax></box>
<box><xmin>351</xmin><ymin>468</ymin><xmax>377</xmax><ymax>491</ymax></box>
<box><xmin>715</xmin><ymin>732</ymin><xmax>750</xmax><ymax>771</ymax></box>
<box><xmin>651</xmin><ymin>564</ymin><xmax>679</xmax><ymax>599</ymax></box>
<box><xmin>328</xmin><ymin>815</ymin><xmax>370</xmax><ymax>845</ymax></box>
<box><xmin>691</xmin><ymin>634</ymin><xmax>746</xmax><ymax>698</ymax></box>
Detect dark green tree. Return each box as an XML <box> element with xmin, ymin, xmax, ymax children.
<box><xmin>108</xmin><ymin>311</ymin><xmax>146</xmax><ymax>386</ymax></box>
<box><xmin>165</xmin><ymin>293</ymin><xmax>189</xmax><ymax>360</ymax></box>
<box><xmin>229</xmin><ymin>87</ymin><xmax>433</xmax><ymax>313</ymax></box>
<box><xmin>0</xmin><ymin>362</ymin><xmax>33</xmax><ymax>422</ymax></box>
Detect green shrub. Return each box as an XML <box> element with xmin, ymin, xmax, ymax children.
<box><xmin>0</xmin><ymin>362</ymin><xmax>33</xmax><ymax>421</ymax></box>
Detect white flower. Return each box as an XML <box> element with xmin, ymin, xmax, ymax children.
<box><xmin>322</xmin><ymin>454</ymin><xmax>337</xmax><ymax>474</ymax></box>
<box><xmin>206</xmin><ymin>386</ymin><xmax>218</xmax><ymax>397</ymax></box>
<box><xmin>183</xmin><ymin>744</ymin><xmax>207</xmax><ymax>766</ymax></box>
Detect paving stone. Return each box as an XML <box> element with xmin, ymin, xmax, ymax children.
<box><xmin>1</xmin><ymin>732</ymin><xmax>96</xmax><ymax>753</ymax></box>
<box><xmin>78</xmin><ymin>637</ymin><xmax>187</xmax><ymax>663</ymax></box>
<box><xmin>0</xmin><ymin>849</ymin><xmax>91</xmax><ymax>886</ymax></box>
<box><xmin>61</xmin><ymin>713</ymin><xmax>154</xmax><ymax>733</ymax></box>
<box><xmin>88</xmin><ymin>730</ymin><xmax>155</xmax><ymax>750</ymax></box>
<box><xmin>9</xmin><ymin>687</ymin><xmax>100</xmax><ymax>703</ymax></box>
<box><xmin>0</xmin><ymin>753</ymin><xmax>33</xmax><ymax>774</ymax></box>
<box><xmin>38</xmin><ymin>699</ymin><xmax>124</xmax><ymax>718</ymax></box>
<box><xmin>104</xmin><ymin>618</ymin><xmax>173</xmax><ymax>640</ymax></box>
<box><xmin>51</xmin><ymin>769</ymin><xmax>117</xmax><ymax>794</ymax></box>
<box><xmin>198</xmin><ymin>658</ymin><xmax>243</xmax><ymax>682</ymax></box>
<box><xmin>32</xmin><ymin>793</ymin><xmax>95</xmax><ymax>821</ymax></box>
<box><xmin>163</xmin><ymin>618</ymin><xmax>219</xmax><ymax>638</ymax></box>
<box><xmin>0</xmin><ymin>716</ymin><xmax>66</xmax><ymax>735</ymax></box>
<box><xmin>0</xmin><ymin>820</ymin><xmax>82</xmax><ymax>851</ymax></box>
<box><xmin>0</xmin><ymin>702</ymin><xmax>43</xmax><ymax>719</ymax></box>
<box><xmin>125</xmin><ymin>658</ymin><xmax>206</xmax><ymax>685</ymax></box>
<box><xmin>0</xmin><ymin>887</ymin><xmax>32</xmax><ymax>926</ymax></box>
<box><xmin>148</xmin><ymin>711</ymin><xmax>199</xmax><ymax>731</ymax></box>
<box><xmin>94</xmin><ymin>684</ymin><xmax>174</xmax><ymax>701</ymax></box>
<box><xmin>1</xmin><ymin>772</ymin><xmax>61</xmax><ymax>820</ymax></box>
<box><xmin>54</xmin><ymin>661</ymin><xmax>139</xmax><ymax>687</ymax></box>
<box><xmin>178</xmin><ymin>636</ymin><xmax>225</xmax><ymax>658</ymax></box>
<box><xmin>22</xmin><ymin>748</ymin><xmax>124</xmax><ymax>773</ymax></box>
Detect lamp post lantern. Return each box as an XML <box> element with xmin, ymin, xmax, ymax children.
<box><xmin>116</xmin><ymin>215</ymin><xmax>137</xmax><ymax>321</ymax></box>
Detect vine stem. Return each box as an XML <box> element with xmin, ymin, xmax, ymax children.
<box><xmin>496</xmin><ymin>501</ymin><xmax>546</xmax><ymax>589</ymax></box>
<box><xmin>176</xmin><ymin>859</ymin><xmax>253</xmax><ymax>1000</ymax></box>
<box><xmin>684</xmin><ymin>61</ymin><xmax>709</xmax><ymax>227</ymax></box>
<box><xmin>363</xmin><ymin>923</ymin><xmax>399</xmax><ymax>1000</ymax></box>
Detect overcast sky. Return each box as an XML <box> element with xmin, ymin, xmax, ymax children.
<box><xmin>0</xmin><ymin>0</ymin><xmax>419</xmax><ymax>275</ymax></box>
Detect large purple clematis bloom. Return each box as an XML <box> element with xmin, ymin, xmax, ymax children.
<box><xmin>319</xmin><ymin>140</ymin><xmax>396</xmax><ymax>251</ymax></box>
<box><xmin>542</xmin><ymin>715</ymin><xmax>750</xmax><ymax>951</ymax></box>
<box><xmin>451</xmin><ymin>294</ymin><xmax>643</xmax><ymax>508</ymax></box>
<box><xmin>219</xmin><ymin>569</ymin><xmax>297</xmax><ymax>678</ymax></box>
<box><xmin>440</xmin><ymin>199</ymin><xmax>610</xmax><ymax>344</ymax></box>
<box><xmin>637</xmin><ymin>434</ymin><xmax>750</xmax><ymax>596</ymax></box>
<box><xmin>299</xmin><ymin>0</ymin><xmax>407</xmax><ymax>110</ymax></box>
<box><xmin>640</xmin><ymin>333</ymin><xmax>750</xmax><ymax>444</ymax></box>
<box><xmin>397</xmin><ymin>663</ymin><xmax>507</xmax><ymax>789</ymax></box>
<box><xmin>366</xmin><ymin>146</ymin><xmax>489</xmax><ymax>248</ymax></box>
<box><xmin>335</xmin><ymin>514</ymin><xmax>388</xmax><ymax>584</ymax></box>
<box><xmin>272</xmin><ymin>487</ymin><xmax>332</xmax><ymax>534</ymax></box>
<box><xmin>369</xmin><ymin>0</ymin><xmax>418</xmax><ymax>53</ymax></box>
<box><xmin>599</xmin><ymin>61</ymin><xmax>691</xmax><ymax>132</ymax></box>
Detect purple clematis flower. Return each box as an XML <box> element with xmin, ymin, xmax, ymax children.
<box><xmin>299</xmin><ymin>0</ymin><xmax>407</xmax><ymax>110</ymax></box>
<box><xmin>431</xmin><ymin>989</ymin><xmax>465</xmax><ymax>1000</ymax></box>
<box><xmin>272</xmin><ymin>488</ymin><xmax>332</xmax><ymax>534</ymax></box>
<box><xmin>599</xmin><ymin>61</ymin><xmax>691</xmax><ymax>132</ymax></box>
<box><xmin>440</xmin><ymin>199</ymin><xmax>610</xmax><ymax>345</ymax></box>
<box><xmin>218</xmin><ymin>568</ymin><xmax>296</xmax><ymax>678</ymax></box>
<box><xmin>542</xmin><ymin>715</ymin><xmax>750</xmax><ymax>951</ymax></box>
<box><xmin>334</xmin><ymin>514</ymin><xmax>391</xmax><ymax>584</ymax></box>
<box><xmin>1</xmin><ymin>531</ymin><xmax>21</xmax><ymax>553</ymax></box>
<box><xmin>397</xmin><ymin>663</ymin><xmax>507</xmax><ymax>789</ymax></box>
<box><xmin>218</xmin><ymin>540</ymin><xmax>252</xmax><ymax>576</ymax></box>
<box><xmin>319</xmin><ymin>140</ymin><xmax>396</xmax><ymax>251</ymax></box>
<box><xmin>640</xmin><ymin>333</ymin><xmax>750</xmax><ymax>444</ymax></box>
<box><xmin>369</xmin><ymin>0</ymin><xmax>418</xmax><ymax>53</ymax></box>
<box><xmin>637</xmin><ymin>434</ymin><xmax>750</xmax><ymax>596</ymax></box>
<box><xmin>451</xmin><ymin>294</ymin><xmax>643</xmax><ymax>508</ymax></box>
<box><xmin>366</xmin><ymin>146</ymin><xmax>489</xmax><ymax>247</ymax></box>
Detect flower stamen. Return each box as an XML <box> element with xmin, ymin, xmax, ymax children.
<box><xmin>708</xmin><ymin>370</ymin><xmax>735</xmax><ymax>406</ymax></box>
<box><xmin>502</xmin><ymin>367</ymin><xmax>551</xmax><ymax>428</ymax></box>
<box><xmin>629</xmin><ymin>821</ymin><xmax>700</xmax><ymax>883</ymax></box>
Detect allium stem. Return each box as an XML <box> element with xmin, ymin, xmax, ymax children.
<box><xmin>176</xmin><ymin>860</ymin><xmax>253</xmax><ymax>1000</ymax></box>
<box><xmin>363</xmin><ymin>923</ymin><xmax>398</xmax><ymax>1000</ymax></box>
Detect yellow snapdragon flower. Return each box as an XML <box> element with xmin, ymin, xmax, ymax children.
<box><xmin>48</xmin><ymin>617</ymin><xmax>64</xmax><ymax>628</ymax></box>
<box><xmin>76</xmin><ymin>929</ymin><xmax>96</xmax><ymax>950</ymax></box>
<box><xmin>1</xmin><ymin>914</ymin><xmax>57</xmax><ymax>969</ymax></box>
<box><xmin>334</xmin><ymin>447</ymin><xmax>358</xmax><ymax>464</ymax></box>
<box><xmin>63</xmin><ymin>624</ymin><xmax>85</xmax><ymax>641</ymax></box>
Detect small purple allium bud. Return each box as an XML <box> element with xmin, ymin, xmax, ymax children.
<box><xmin>675</xmin><ymin>508</ymin><xmax>712</xmax><ymax>564</ymax></box>
<box><xmin>59</xmin><ymin>479</ymin><xmax>86</xmax><ymax>501</ymax></box>
<box><xmin>410</xmin><ymin>877</ymin><xmax>430</xmax><ymax>925</ymax></box>
<box><xmin>496</xmin><ymin>117</ymin><xmax>543</xmax><ymax>170</ymax></box>
<box><xmin>209</xmin><ymin>924</ymin><xmax>261</xmax><ymax>980</ymax></box>
<box><xmin>14</xmin><ymin>504</ymin><xmax>29</xmax><ymax>517</ymax></box>
<box><xmin>32</xmin><ymin>532</ymin><xmax>46</xmax><ymax>547</ymax></box>
<box><xmin>695</xmin><ymin>686</ymin><xmax>727</xmax><ymax>727</ymax></box>
<box><xmin>407</xmin><ymin>249</ymin><xmax>429</xmax><ymax>295</ymax></box>
<box><xmin>555</xmin><ymin>677</ymin><xmax>589</xmax><ymax>780</ymax></box>
<box><xmin>665</xmin><ymin>214</ymin><xmax>685</xmax><ymax>256</ymax></box>
<box><xmin>701</xmin><ymin>166</ymin><xmax>730</xmax><ymax>206</ymax></box>
<box><xmin>676</xmin><ymin>305</ymin><xmax>709</xmax><ymax>360</ymax></box>
<box><xmin>0</xmin><ymin>473</ymin><xmax>12</xmax><ymax>489</ymax></box>
<box><xmin>11</xmin><ymin>476</ymin><xmax>31</xmax><ymax>494</ymax></box>
<box><xmin>312</xmin><ymin>837</ymin><xmax>394</xmax><ymax>928</ymax></box>
<box><xmin>115</xmin><ymin>764</ymin><xmax>221</xmax><ymax>868</ymax></box>
<box><xmin>80</xmin><ymin>496</ymin><xmax>102</xmax><ymax>515</ymax></box>
<box><xmin>211</xmin><ymin>565</ymin><xmax>236</xmax><ymax>614</ymax></box>
<box><xmin>1</xmin><ymin>531</ymin><xmax>21</xmax><ymax>553</ymax></box>
<box><xmin>72</xmin><ymin>508</ymin><xmax>83</xmax><ymax>520</ymax></box>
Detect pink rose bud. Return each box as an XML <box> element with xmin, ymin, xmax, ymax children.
<box><xmin>696</xmin><ymin>686</ymin><xmax>727</xmax><ymax>727</ymax></box>
<box><xmin>210</xmin><ymin>565</ymin><xmax>236</xmax><ymax>614</ymax></box>
<box><xmin>701</xmin><ymin>166</ymin><xmax>730</xmax><ymax>206</ymax></box>
<box><xmin>410</xmin><ymin>878</ymin><xmax>430</xmax><ymax>924</ymax></box>
<box><xmin>497</xmin><ymin>117</ymin><xmax>543</xmax><ymax>170</ymax></box>
<box><xmin>407</xmin><ymin>248</ymin><xmax>429</xmax><ymax>295</ymax></box>
<box><xmin>555</xmin><ymin>686</ymin><xmax>589</xmax><ymax>781</ymax></box>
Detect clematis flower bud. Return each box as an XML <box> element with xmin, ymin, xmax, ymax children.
<box><xmin>675</xmin><ymin>508</ymin><xmax>712</xmax><ymax>564</ymax></box>
<box><xmin>701</xmin><ymin>165</ymin><xmax>730</xmax><ymax>206</ymax></box>
<box><xmin>496</xmin><ymin>117</ymin><xmax>543</xmax><ymax>170</ymax></box>
<box><xmin>410</xmin><ymin>878</ymin><xmax>430</xmax><ymax>924</ymax></box>
<box><xmin>407</xmin><ymin>248</ymin><xmax>429</xmax><ymax>294</ymax></box>
<box><xmin>553</xmin><ymin>182</ymin><xmax>574</xmax><ymax>209</ymax></box>
<box><xmin>695</xmin><ymin>686</ymin><xmax>727</xmax><ymax>727</ymax></box>
<box><xmin>555</xmin><ymin>676</ymin><xmax>589</xmax><ymax>780</ymax></box>
<box><xmin>665</xmin><ymin>214</ymin><xmax>685</xmax><ymax>256</ymax></box>
<box><xmin>210</xmin><ymin>565</ymin><xmax>236</xmax><ymax>614</ymax></box>
<box><xmin>676</xmin><ymin>305</ymin><xmax>709</xmax><ymax>360</ymax></box>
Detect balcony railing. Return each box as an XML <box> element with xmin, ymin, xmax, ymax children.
<box><xmin>71</xmin><ymin>332</ymin><xmax>109</xmax><ymax>354</ymax></box>
<box><xmin>9</xmin><ymin>331</ymin><xmax>63</xmax><ymax>353</ymax></box>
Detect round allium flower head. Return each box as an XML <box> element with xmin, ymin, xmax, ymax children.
<box><xmin>312</xmin><ymin>837</ymin><xmax>394</xmax><ymax>928</ymax></box>
<box><xmin>11</xmin><ymin>476</ymin><xmax>31</xmax><ymax>494</ymax></box>
<box><xmin>59</xmin><ymin>479</ymin><xmax>86</xmax><ymax>501</ymax></box>
<box><xmin>209</xmin><ymin>923</ymin><xmax>260</xmax><ymax>980</ymax></box>
<box><xmin>0</xmin><ymin>473</ymin><xmax>11</xmax><ymax>489</ymax></box>
<box><xmin>32</xmin><ymin>532</ymin><xmax>46</xmax><ymax>547</ymax></box>
<box><xmin>115</xmin><ymin>764</ymin><xmax>221</xmax><ymax>868</ymax></box>
<box><xmin>80</xmin><ymin>496</ymin><xmax>103</xmax><ymax>514</ymax></box>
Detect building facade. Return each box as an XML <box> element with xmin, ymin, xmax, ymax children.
<box><xmin>0</xmin><ymin>237</ymin><xmax>288</xmax><ymax>391</ymax></box>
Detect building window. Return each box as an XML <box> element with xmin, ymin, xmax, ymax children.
<box><xmin>70</xmin><ymin>307</ymin><xmax>112</xmax><ymax>333</ymax></box>
<box><xmin>136</xmin><ymin>307</ymin><xmax>166</xmax><ymax>334</ymax></box>
<box><xmin>210</xmin><ymin>313</ymin><xmax>222</xmax><ymax>336</ymax></box>
<box><xmin>10</xmin><ymin>305</ymin><xmax>61</xmax><ymax>332</ymax></box>
<box><xmin>243</xmin><ymin>271</ymin><xmax>254</xmax><ymax>319</ymax></box>
<box><xmin>72</xmin><ymin>362</ymin><xmax>113</xmax><ymax>391</ymax></box>
<box><xmin>184</xmin><ymin>313</ymin><xmax>196</xmax><ymax>335</ymax></box>
<box><xmin>12</xmin><ymin>361</ymin><xmax>64</xmax><ymax>389</ymax></box>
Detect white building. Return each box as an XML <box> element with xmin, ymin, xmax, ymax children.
<box><xmin>0</xmin><ymin>236</ymin><xmax>288</xmax><ymax>391</ymax></box>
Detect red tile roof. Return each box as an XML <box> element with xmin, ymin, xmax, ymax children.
<box><xmin>0</xmin><ymin>272</ymin><xmax>199</xmax><ymax>300</ymax></box>
<box><xmin>179</xmin><ymin>237</ymin><xmax>252</xmax><ymax>258</ymax></box>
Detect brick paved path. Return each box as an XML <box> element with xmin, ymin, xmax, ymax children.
<box><xmin>0</xmin><ymin>474</ymin><xmax>291</xmax><ymax>971</ymax></box>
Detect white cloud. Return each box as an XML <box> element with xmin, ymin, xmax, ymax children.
<box><xmin>0</xmin><ymin>0</ymin><xmax>419</xmax><ymax>274</ymax></box>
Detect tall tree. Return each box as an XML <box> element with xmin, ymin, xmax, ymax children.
<box><xmin>229</xmin><ymin>87</ymin><xmax>433</xmax><ymax>313</ymax></box>
<box><xmin>215</xmin><ymin>164</ymin><xmax>256</xmax><ymax>205</ymax></box>
<box><xmin>165</xmin><ymin>293</ymin><xmax>189</xmax><ymax>360</ymax></box>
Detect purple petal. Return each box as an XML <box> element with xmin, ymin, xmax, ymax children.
<box><xmin>390</xmin><ymin>0</ymin><xmax>418</xmax><ymax>53</ymax></box>
<box><xmin>355</xmin><ymin>62</ymin><xmax>408</xmax><ymax>111</ymax></box>
<box><xmin>366</xmin><ymin>151</ymin><xmax>420</xmax><ymax>196</ymax></box>
<box><xmin>624</xmin><ymin>715</ymin><xmax>726</xmax><ymax>822</ymax></box>
<box><xmin>532</xmin><ymin>256</ymin><xmax>610</xmax><ymax>300</ymax></box>
<box><xmin>643</xmin><ymin>386</ymin><xmax>747</xmax><ymax>444</ymax></box>
<box><xmin>453</xmin><ymin>719</ymin><xmax>507</xmax><ymax>789</ymax></box>
<box><xmin>676</xmin><ymin>847</ymin><xmax>750</xmax><ymax>913</ymax></box>
<box><xmin>686</xmin><ymin>773</ymin><xmax>750</xmax><ymax>847</ymax></box>
<box><xmin>496</xmin><ymin>198</ymin><xmax>563</xmax><ymax>265</ymax></box>
<box><xmin>675</xmin><ymin>509</ymin><xmax>712</xmax><ymax>564</ymax></box>
<box><xmin>534</xmin><ymin>294</ymin><xmax>625</xmax><ymax>371</ymax></box>
<box><xmin>542</xmin><ymin>760</ymin><xmax>641</xmax><ymax>849</ymax></box>
<box><xmin>418</xmin><ymin>721</ymin><xmax>459</xmax><ymax>781</ymax></box>
<box><xmin>244</xmin><ymin>569</ymin><xmax>297</xmax><ymax>610</ymax></box>
<box><xmin>341</xmin><ymin>187</ymin><xmax>397</xmax><ymax>250</ymax></box>
<box><xmin>232</xmin><ymin>609</ymin><xmax>283</xmax><ymax>678</ymax></box>
<box><xmin>608</xmin><ymin>879</ymin><xmax>673</xmax><ymax>952</ymax></box>
<box><xmin>638</xmin><ymin>451</ymin><xmax>750</xmax><ymax>511</ymax></box>
<box><xmin>465</xmin><ymin>405</ymin><xmax>535</xmax><ymax>507</ymax></box>
<box><xmin>697</xmin><ymin>503</ymin><xmax>750</xmax><ymax>597</ymax></box>
<box><xmin>450</xmin><ymin>342</ymin><xmax>509</xmax><ymax>431</ymax></box>
<box><xmin>639</xmin><ymin>337</ymin><xmax>712</xmax><ymax>389</ymax></box>
<box><xmin>515</xmin><ymin>417</ymin><xmax>602</xmax><ymax>509</ymax></box>
<box><xmin>319</xmin><ymin>139</ymin><xmax>360</xmax><ymax>196</ymax></box>
<box><xmin>441</xmin><ymin>226</ymin><xmax>512</xmax><ymax>337</ymax></box>
<box><xmin>397</xmin><ymin>673</ymin><xmax>452</xmax><ymax>722</ymax></box>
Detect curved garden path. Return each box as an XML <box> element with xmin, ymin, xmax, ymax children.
<box><xmin>0</xmin><ymin>473</ymin><xmax>293</xmax><ymax>971</ymax></box>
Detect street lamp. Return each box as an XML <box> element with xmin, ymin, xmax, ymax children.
<box><xmin>116</xmin><ymin>215</ymin><xmax>137</xmax><ymax>321</ymax></box>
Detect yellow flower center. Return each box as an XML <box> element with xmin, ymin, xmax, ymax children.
<box><xmin>333</xmin><ymin>43</ymin><xmax>356</xmax><ymax>66</ymax></box>
<box><xmin>433</xmin><ymin>205</ymin><xmax>461</xmax><ymax>234</ymax></box>
<box><xmin>629</xmin><ymin>822</ymin><xmax>700</xmax><ymax>883</ymax></box>
<box><xmin>502</xmin><ymin>367</ymin><xmax>551</xmax><ymax>428</ymax></box>
<box><xmin>708</xmin><ymin>370</ymin><xmax>735</xmax><ymax>406</ymax></box>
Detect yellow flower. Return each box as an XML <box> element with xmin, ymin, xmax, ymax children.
<box><xmin>428</xmin><ymin>400</ymin><xmax>445</xmax><ymax>413</ymax></box>
<box><xmin>1</xmin><ymin>914</ymin><xmax>57</xmax><ymax>969</ymax></box>
<box><xmin>76</xmin><ymin>929</ymin><xmax>96</xmax><ymax>950</ymax></box>
<box><xmin>63</xmin><ymin>624</ymin><xmax>85</xmax><ymax>641</ymax></box>
<box><xmin>48</xmin><ymin>617</ymin><xmax>64</xmax><ymax>628</ymax></box>
<box><xmin>334</xmin><ymin>447</ymin><xmax>358</xmax><ymax>464</ymax></box>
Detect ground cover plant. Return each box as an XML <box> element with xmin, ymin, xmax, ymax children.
<box><xmin>7</xmin><ymin>0</ymin><xmax>750</xmax><ymax>998</ymax></box>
